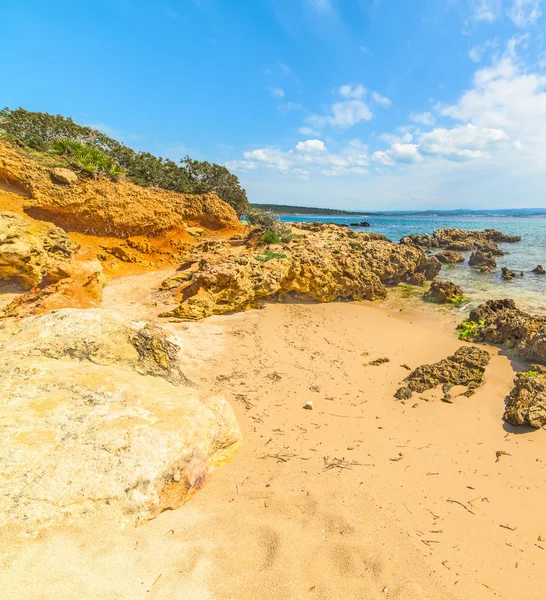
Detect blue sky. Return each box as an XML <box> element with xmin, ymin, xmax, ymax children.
<box><xmin>1</xmin><ymin>0</ymin><xmax>546</xmax><ymax>210</ymax></box>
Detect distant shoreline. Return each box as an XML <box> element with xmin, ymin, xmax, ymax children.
<box><xmin>252</xmin><ymin>203</ymin><xmax>546</xmax><ymax>218</ymax></box>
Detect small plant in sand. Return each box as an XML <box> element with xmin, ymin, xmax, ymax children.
<box><xmin>254</xmin><ymin>249</ymin><xmax>288</xmax><ymax>263</ymax></box>
<box><xmin>524</xmin><ymin>370</ymin><xmax>539</xmax><ymax>378</ymax></box>
<box><xmin>456</xmin><ymin>318</ymin><xmax>485</xmax><ymax>340</ymax></box>
<box><xmin>280</xmin><ymin>230</ymin><xmax>294</xmax><ymax>244</ymax></box>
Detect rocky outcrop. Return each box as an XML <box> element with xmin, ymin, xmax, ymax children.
<box><xmin>504</xmin><ymin>366</ymin><xmax>546</xmax><ymax>428</ymax></box>
<box><xmin>0</xmin><ymin>139</ymin><xmax>243</xmax><ymax>237</ymax></box>
<box><xmin>0</xmin><ymin>211</ymin><xmax>75</xmax><ymax>288</ymax></box>
<box><xmin>394</xmin><ymin>346</ymin><xmax>490</xmax><ymax>401</ymax></box>
<box><xmin>435</xmin><ymin>250</ymin><xmax>465</xmax><ymax>264</ymax></box>
<box><xmin>469</xmin><ymin>250</ymin><xmax>496</xmax><ymax>271</ymax></box>
<box><xmin>464</xmin><ymin>299</ymin><xmax>546</xmax><ymax>364</ymax></box>
<box><xmin>533</xmin><ymin>265</ymin><xmax>545</xmax><ymax>275</ymax></box>
<box><xmin>0</xmin><ymin>309</ymin><xmax>240</xmax><ymax>532</ymax></box>
<box><xmin>401</xmin><ymin>228</ymin><xmax>520</xmax><ymax>252</ymax></box>
<box><xmin>163</xmin><ymin>225</ymin><xmax>437</xmax><ymax>320</ymax></box>
<box><xmin>424</xmin><ymin>280</ymin><xmax>464</xmax><ymax>304</ymax></box>
<box><xmin>350</xmin><ymin>221</ymin><xmax>371</xmax><ymax>227</ymax></box>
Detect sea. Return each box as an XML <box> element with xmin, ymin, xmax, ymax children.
<box><xmin>279</xmin><ymin>214</ymin><xmax>546</xmax><ymax>315</ymax></box>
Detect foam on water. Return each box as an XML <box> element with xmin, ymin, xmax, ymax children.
<box><xmin>280</xmin><ymin>214</ymin><xmax>546</xmax><ymax>315</ymax></box>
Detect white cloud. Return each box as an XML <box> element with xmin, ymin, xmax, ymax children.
<box><xmin>307</xmin><ymin>100</ymin><xmax>373</xmax><ymax>129</ymax></box>
<box><xmin>469</xmin><ymin>46</ymin><xmax>483</xmax><ymax>62</ymax></box>
<box><xmin>410</xmin><ymin>112</ymin><xmax>436</xmax><ymax>126</ymax></box>
<box><xmin>508</xmin><ymin>0</ymin><xmax>542</xmax><ymax>26</ymax></box>
<box><xmin>371</xmin><ymin>91</ymin><xmax>392</xmax><ymax>106</ymax></box>
<box><xmin>470</xmin><ymin>0</ymin><xmax>501</xmax><ymax>23</ymax></box>
<box><xmin>339</xmin><ymin>84</ymin><xmax>367</xmax><ymax>99</ymax></box>
<box><xmin>296</xmin><ymin>139</ymin><xmax>327</xmax><ymax>153</ymax></box>
<box><xmin>277</xmin><ymin>102</ymin><xmax>303</xmax><ymax>114</ymax></box>
<box><xmin>227</xmin><ymin>139</ymin><xmax>369</xmax><ymax>177</ymax></box>
<box><xmin>268</xmin><ymin>87</ymin><xmax>285</xmax><ymax>98</ymax></box>
<box><xmin>419</xmin><ymin>124</ymin><xmax>509</xmax><ymax>160</ymax></box>
<box><xmin>373</xmin><ymin>143</ymin><xmax>422</xmax><ymax>165</ymax></box>
<box><xmin>298</xmin><ymin>126</ymin><xmax>320</xmax><ymax>136</ymax></box>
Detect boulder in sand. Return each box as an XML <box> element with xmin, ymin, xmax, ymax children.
<box><xmin>394</xmin><ymin>346</ymin><xmax>490</xmax><ymax>401</ymax></box>
<box><xmin>504</xmin><ymin>365</ymin><xmax>546</xmax><ymax>428</ymax></box>
<box><xmin>0</xmin><ymin>309</ymin><xmax>241</xmax><ymax>532</ymax></box>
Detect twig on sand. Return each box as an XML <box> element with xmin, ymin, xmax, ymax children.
<box><xmin>500</xmin><ymin>524</ymin><xmax>517</xmax><ymax>531</ymax></box>
<box><xmin>323</xmin><ymin>456</ymin><xmax>363</xmax><ymax>471</ymax></box>
<box><xmin>258</xmin><ymin>453</ymin><xmax>295</xmax><ymax>463</ymax></box>
<box><xmin>447</xmin><ymin>498</ymin><xmax>475</xmax><ymax>515</ymax></box>
<box><xmin>496</xmin><ymin>450</ymin><xmax>511</xmax><ymax>462</ymax></box>
<box><xmin>328</xmin><ymin>413</ymin><xmax>367</xmax><ymax>419</ymax></box>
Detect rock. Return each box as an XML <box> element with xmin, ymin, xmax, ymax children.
<box><xmin>163</xmin><ymin>225</ymin><xmax>432</xmax><ymax>320</ymax></box>
<box><xmin>51</xmin><ymin>167</ymin><xmax>78</xmax><ymax>185</ymax></box>
<box><xmin>0</xmin><ymin>139</ymin><xmax>244</xmax><ymax>236</ymax></box>
<box><xmin>424</xmin><ymin>280</ymin><xmax>464</xmax><ymax>304</ymax></box>
<box><xmin>403</xmin><ymin>272</ymin><xmax>426</xmax><ymax>286</ymax></box>
<box><xmin>435</xmin><ymin>250</ymin><xmax>465</xmax><ymax>264</ymax></box>
<box><xmin>504</xmin><ymin>365</ymin><xmax>546</xmax><ymax>428</ymax></box>
<box><xmin>533</xmin><ymin>265</ymin><xmax>546</xmax><ymax>275</ymax></box>
<box><xmin>465</xmin><ymin>299</ymin><xmax>546</xmax><ymax>364</ymax></box>
<box><xmin>350</xmin><ymin>221</ymin><xmax>371</xmax><ymax>227</ymax></box>
<box><xmin>303</xmin><ymin>401</ymin><xmax>314</xmax><ymax>410</ymax></box>
<box><xmin>0</xmin><ymin>309</ymin><xmax>240</xmax><ymax>532</ymax></box>
<box><xmin>422</xmin><ymin>255</ymin><xmax>442</xmax><ymax>280</ymax></box>
<box><xmin>401</xmin><ymin>228</ymin><xmax>520</xmax><ymax>251</ymax></box>
<box><xmin>469</xmin><ymin>250</ymin><xmax>496</xmax><ymax>271</ymax></box>
<box><xmin>394</xmin><ymin>346</ymin><xmax>490</xmax><ymax>401</ymax></box>
<box><xmin>0</xmin><ymin>211</ymin><xmax>75</xmax><ymax>289</ymax></box>
<box><xmin>501</xmin><ymin>266</ymin><xmax>516</xmax><ymax>281</ymax></box>
<box><xmin>367</xmin><ymin>357</ymin><xmax>390</xmax><ymax>366</ymax></box>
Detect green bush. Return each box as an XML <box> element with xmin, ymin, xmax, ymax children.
<box><xmin>254</xmin><ymin>249</ymin><xmax>288</xmax><ymax>263</ymax></box>
<box><xmin>524</xmin><ymin>370</ymin><xmax>539</xmax><ymax>378</ymax></box>
<box><xmin>52</xmin><ymin>139</ymin><xmax>124</xmax><ymax>177</ymax></box>
<box><xmin>0</xmin><ymin>107</ymin><xmax>249</xmax><ymax>214</ymax></box>
<box><xmin>280</xmin><ymin>230</ymin><xmax>293</xmax><ymax>244</ymax></box>
<box><xmin>260</xmin><ymin>231</ymin><xmax>280</xmax><ymax>245</ymax></box>
<box><xmin>244</xmin><ymin>206</ymin><xmax>284</xmax><ymax>233</ymax></box>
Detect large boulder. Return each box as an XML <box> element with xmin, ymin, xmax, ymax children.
<box><xmin>424</xmin><ymin>280</ymin><xmax>464</xmax><ymax>304</ymax></box>
<box><xmin>394</xmin><ymin>346</ymin><xmax>490</xmax><ymax>401</ymax></box>
<box><xmin>0</xmin><ymin>309</ymin><xmax>241</xmax><ymax>532</ymax></box>
<box><xmin>401</xmin><ymin>228</ymin><xmax>520</xmax><ymax>251</ymax></box>
<box><xmin>504</xmin><ymin>366</ymin><xmax>546</xmax><ymax>428</ymax></box>
<box><xmin>465</xmin><ymin>299</ymin><xmax>546</xmax><ymax>364</ymax></box>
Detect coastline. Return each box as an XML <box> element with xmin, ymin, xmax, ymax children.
<box><xmin>2</xmin><ymin>287</ymin><xmax>545</xmax><ymax>599</ymax></box>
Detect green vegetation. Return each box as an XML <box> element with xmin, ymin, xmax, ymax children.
<box><xmin>457</xmin><ymin>319</ymin><xmax>485</xmax><ymax>340</ymax></box>
<box><xmin>244</xmin><ymin>206</ymin><xmax>284</xmax><ymax>232</ymax></box>
<box><xmin>524</xmin><ymin>370</ymin><xmax>540</xmax><ymax>378</ymax></box>
<box><xmin>280</xmin><ymin>230</ymin><xmax>294</xmax><ymax>244</ymax></box>
<box><xmin>52</xmin><ymin>139</ymin><xmax>124</xmax><ymax>177</ymax></box>
<box><xmin>251</xmin><ymin>203</ymin><xmax>373</xmax><ymax>216</ymax></box>
<box><xmin>254</xmin><ymin>249</ymin><xmax>288</xmax><ymax>263</ymax></box>
<box><xmin>260</xmin><ymin>231</ymin><xmax>281</xmax><ymax>245</ymax></box>
<box><xmin>0</xmin><ymin>107</ymin><xmax>248</xmax><ymax>215</ymax></box>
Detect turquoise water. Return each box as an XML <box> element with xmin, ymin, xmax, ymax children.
<box><xmin>280</xmin><ymin>214</ymin><xmax>546</xmax><ymax>315</ymax></box>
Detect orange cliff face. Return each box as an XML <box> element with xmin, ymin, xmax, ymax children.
<box><xmin>0</xmin><ymin>139</ymin><xmax>246</xmax><ymax>317</ymax></box>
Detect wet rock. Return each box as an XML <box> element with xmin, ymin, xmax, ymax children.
<box><xmin>502</xmin><ymin>267</ymin><xmax>516</xmax><ymax>281</ymax></box>
<box><xmin>469</xmin><ymin>250</ymin><xmax>496</xmax><ymax>271</ymax></box>
<box><xmin>533</xmin><ymin>265</ymin><xmax>546</xmax><ymax>275</ymax></box>
<box><xmin>424</xmin><ymin>280</ymin><xmax>464</xmax><ymax>304</ymax></box>
<box><xmin>464</xmin><ymin>300</ymin><xmax>546</xmax><ymax>364</ymax></box>
<box><xmin>504</xmin><ymin>365</ymin><xmax>546</xmax><ymax>428</ymax></box>
<box><xmin>435</xmin><ymin>250</ymin><xmax>465</xmax><ymax>264</ymax></box>
<box><xmin>350</xmin><ymin>221</ymin><xmax>371</xmax><ymax>227</ymax></box>
<box><xmin>394</xmin><ymin>346</ymin><xmax>490</xmax><ymax>401</ymax></box>
<box><xmin>404</xmin><ymin>272</ymin><xmax>426</xmax><ymax>286</ymax></box>
<box><xmin>401</xmin><ymin>228</ymin><xmax>520</xmax><ymax>251</ymax></box>
<box><xmin>422</xmin><ymin>255</ymin><xmax>442</xmax><ymax>280</ymax></box>
<box><xmin>0</xmin><ymin>309</ymin><xmax>241</xmax><ymax>532</ymax></box>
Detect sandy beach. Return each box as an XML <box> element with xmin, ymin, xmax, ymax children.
<box><xmin>2</xmin><ymin>268</ymin><xmax>545</xmax><ymax>600</ymax></box>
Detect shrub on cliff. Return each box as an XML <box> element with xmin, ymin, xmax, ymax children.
<box><xmin>0</xmin><ymin>107</ymin><xmax>249</xmax><ymax>215</ymax></box>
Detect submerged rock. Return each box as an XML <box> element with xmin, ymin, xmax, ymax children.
<box><xmin>0</xmin><ymin>309</ymin><xmax>241</xmax><ymax>532</ymax></box>
<box><xmin>501</xmin><ymin>266</ymin><xmax>516</xmax><ymax>281</ymax></box>
<box><xmin>533</xmin><ymin>265</ymin><xmax>545</xmax><ymax>275</ymax></box>
<box><xmin>464</xmin><ymin>299</ymin><xmax>546</xmax><ymax>364</ymax></box>
<box><xmin>435</xmin><ymin>250</ymin><xmax>465</xmax><ymax>264</ymax></box>
<box><xmin>424</xmin><ymin>280</ymin><xmax>464</xmax><ymax>304</ymax></box>
<box><xmin>394</xmin><ymin>346</ymin><xmax>490</xmax><ymax>401</ymax></box>
<box><xmin>469</xmin><ymin>250</ymin><xmax>496</xmax><ymax>271</ymax></box>
<box><xmin>504</xmin><ymin>366</ymin><xmax>546</xmax><ymax>428</ymax></box>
